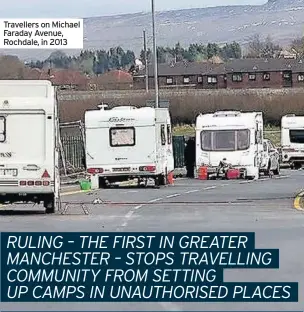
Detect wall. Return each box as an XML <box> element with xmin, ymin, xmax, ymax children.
<box><xmin>226</xmin><ymin>72</ymin><xmax>283</xmax><ymax>89</ymax></box>
<box><xmin>57</xmin><ymin>87</ymin><xmax>304</xmax><ymax>101</ymax></box>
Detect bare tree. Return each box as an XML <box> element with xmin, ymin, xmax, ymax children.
<box><xmin>290</xmin><ymin>37</ymin><xmax>304</xmax><ymax>58</ymax></box>
<box><xmin>247</xmin><ymin>34</ymin><xmax>264</xmax><ymax>58</ymax></box>
<box><xmin>0</xmin><ymin>55</ymin><xmax>25</xmax><ymax>79</ymax></box>
<box><xmin>245</xmin><ymin>34</ymin><xmax>282</xmax><ymax>58</ymax></box>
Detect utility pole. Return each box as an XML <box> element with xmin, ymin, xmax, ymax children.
<box><xmin>143</xmin><ymin>30</ymin><xmax>149</xmax><ymax>92</ymax></box>
<box><xmin>151</xmin><ymin>0</ymin><xmax>159</xmax><ymax>108</ymax></box>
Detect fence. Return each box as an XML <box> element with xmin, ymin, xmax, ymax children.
<box><xmin>60</xmin><ymin>130</ymin><xmax>281</xmax><ymax>173</ymax></box>
<box><xmin>60</xmin><ymin>136</ymin><xmax>85</xmax><ymax>174</ymax></box>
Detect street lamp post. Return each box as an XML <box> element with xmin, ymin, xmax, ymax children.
<box><xmin>151</xmin><ymin>0</ymin><xmax>159</xmax><ymax>108</ymax></box>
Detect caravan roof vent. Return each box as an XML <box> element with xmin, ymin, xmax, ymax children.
<box><xmin>112</xmin><ymin>106</ymin><xmax>137</xmax><ymax>110</ymax></box>
<box><xmin>97</xmin><ymin>104</ymin><xmax>109</xmax><ymax>110</ymax></box>
<box><xmin>213</xmin><ymin>111</ymin><xmax>241</xmax><ymax>117</ymax></box>
<box><xmin>285</xmin><ymin>114</ymin><xmax>296</xmax><ymax>117</ymax></box>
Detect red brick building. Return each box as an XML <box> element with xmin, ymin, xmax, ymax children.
<box><xmin>225</xmin><ymin>58</ymin><xmax>303</xmax><ymax>89</ymax></box>
<box><xmin>24</xmin><ymin>68</ymin><xmax>89</xmax><ymax>90</ymax></box>
<box><xmin>133</xmin><ymin>61</ymin><xmax>225</xmax><ymax>90</ymax></box>
<box><xmin>133</xmin><ymin>58</ymin><xmax>304</xmax><ymax>90</ymax></box>
<box><xmin>88</xmin><ymin>70</ymin><xmax>133</xmax><ymax>90</ymax></box>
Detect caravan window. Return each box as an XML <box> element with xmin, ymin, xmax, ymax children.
<box><xmin>161</xmin><ymin>125</ymin><xmax>166</xmax><ymax>145</ymax></box>
<box><xmin>0</xmin><ymin>117</ymin><xmax>6</xmax><ymax>142</ymax></box>
<box><xmin>167</xmin><ymin>124</ymin><xmax>172</xmax><ymax>144</ymax></box>
<box><xmin>109</xmin><ymin>127</ymin><xmax>135</xmax><ymax>147</ymax></box>
<box><xmin>201</xmin><ymin>129</ymin><xmax>250</xmax><ymax>151</ymax></box>
<box><xmin>263</xmin><ymin>141</ymin><xmax>268</xmax><ymax>152</ymax></box>
<box><xmin>289</xmin><ymin>130</ymin><xmax>304</xmax><ymax>144</ymax></box>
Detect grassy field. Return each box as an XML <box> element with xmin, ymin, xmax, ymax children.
<box><xmin>173</xmin><ymin>125</ymin><xmax>281</xmax><ymax>146</ymax></box>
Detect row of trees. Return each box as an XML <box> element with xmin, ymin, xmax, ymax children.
<box><xmin>28</xmin><ymin>48</ymin><xmax>136</xmax><ymax>75</ymax></box>
<box><xmin>139</xmin><ymin>41</ymin><xmax>242</xmax><ymax>64</ymax></box>
<box><xmin>27</xmin><ymin>35</ymin><xmax>304</xmax><ymax>75</ymax></box>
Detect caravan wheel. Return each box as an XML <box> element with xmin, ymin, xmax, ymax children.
<box><xmin>273</xmin><ymin>163</ymin><xmax>280</xmax><ymax>175</ymax></box>
<box><xmin>44</xmin><ymin>196</ymin><xmax>55</xmax><ymax>214</ymax></box>
<box><xmin>155</xmin><ymin>174</ymin><xmax>166</xmax><ymax>186</ymax></box>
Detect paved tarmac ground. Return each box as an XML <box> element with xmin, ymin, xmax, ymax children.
<box><xmin>0</xmin><ymin>168</ymin><xmax>304</xmax><ymax>311</ymax></box>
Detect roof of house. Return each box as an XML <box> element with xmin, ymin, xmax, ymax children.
<box><xmin>137</xmin><ymin>61</ymin><xmax>214</xmax><ymax>76</ymax></box>
<box><xmin>90</xmin><ymin>70</ymin><xmax>133</xmax><ymax>84</ymax></box>
<box><xmin>226</xmin><ymin>58</ymin><xmax>304</xmax><ymax>72</ymax></box>
<box><xmin>23</xmin><ymin>67</ymin><xmax>42</xmax><ymax>80</ymax></box>
<box><xmin>39</xmin><ymin>69</ymin><xmax>89</xmax><ymax>85</ymax></box>
<box><xmin>134</xmin><ymin>58</ymin><xmax>304</xmax><ymax>77</ymax></box>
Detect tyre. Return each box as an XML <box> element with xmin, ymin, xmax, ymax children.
<box><xmin>294</xmin><ymin>163</ymin><xmax>302</xmax><ymax>170</ymax></box>
<box><xmin>159</xmin><ymin>174</ymin><xmax>166</xmax><ymax>185</ymax></box>
<box><xmin>273</xmin><ymin>163</ymin><xmax>280</xmax><ymax>175</ymax></box>
<box><xmin>99</xmin><ymin>178</ymin><xmax>108</xmax><ymax>188</ymax></box>
<box><xmin>44</xmin><ymin>196</ymin><xmax>55</xmax><ymax>214</ymax></box>
<box><xmin>264</xmin><ymin>161</ymin><xmax>271</xmax><ymax>176</ymax></box>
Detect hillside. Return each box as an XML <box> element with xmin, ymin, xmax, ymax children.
<box><xmin>3</xmin><ymin>0</ymin><xmax>304</xmax><ymax>60</ymax></box>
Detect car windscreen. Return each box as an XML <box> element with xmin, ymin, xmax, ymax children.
<box><xmin>201</xmin><ymin>129</ymin><xmax>250</xmax><ymax>151</ymax></box>
<box><xmin>289</xmin><ymin>129</ymin><xmax>304</xmax><ymax>144</ymax></box>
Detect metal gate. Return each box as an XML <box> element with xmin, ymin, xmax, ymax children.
<box><xmin>173</xmin><ymin>136</ymin><xmax>186</xmax><ymax>168</ymax></box>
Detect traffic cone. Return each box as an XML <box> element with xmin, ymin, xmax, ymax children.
<box><xmin>167</xmin><ymin>171</ymin><xmax>174</xmax><ymax>185</ymax></box>
<box><xmin>198</xmin><ymin>166</ymin><xmax>208</xmax><ymax>180</ymax></box>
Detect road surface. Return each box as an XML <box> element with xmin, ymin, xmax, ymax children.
<box><xmin>0</xmin><ymin>169</ymin><xmax>303</xmax><ymax>311</ymax></box>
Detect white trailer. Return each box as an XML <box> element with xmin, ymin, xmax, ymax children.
<box><xmin>281</xmin><ymin>114</ymin><xmax>304</xmax><ymax>169</ymax></box>
<box><xmin>195</xmin><ymin>111</ymin><xmax>264</xmax><ymax>180</ymax></box>
<box><xmin>85</xmin><ymin>105</ymin><xmax>174</xmax><ymax>188</ymax></box>
<box><xmin>0</xmin><ymin>80</ymin><xmax>60</xmax><ymax>213</ymax></box>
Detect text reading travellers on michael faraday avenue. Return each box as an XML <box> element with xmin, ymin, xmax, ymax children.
<box><xmin>0</xmin><ymin>18</ymin><xmax>83</xmax><ymax>49</ymax></box>
<box><xmin>0</xmin><ymin>232</ymin><xmax>298</xmax><ymax>302</ymax></box>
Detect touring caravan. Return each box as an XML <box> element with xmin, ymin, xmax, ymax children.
<box><xmin>85</xmin><ymin>105</ymin><xmax>174</xmax><ymax>188</ymax></box>
<box><xmin>281</xmin><ymin>114</ymin><xmax>304</xmax><ymax>169</ymax></box>
<box><xmin>0</xmin><ymin>80</ymin><xmax>60</xmax><ymax>213</ymax></box>
<box><xmin>195</xmin><ymin>111</ymin><xmax>264</xmax><ymax>180</ymax></box>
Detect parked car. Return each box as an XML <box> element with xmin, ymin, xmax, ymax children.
<box><xmin>260</xmin><ymin>139</ymin><xmax>280</xmax><ymax>175</ymax></box>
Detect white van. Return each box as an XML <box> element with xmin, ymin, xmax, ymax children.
<box><xmin>0</xmin><ymin>80</ymin><xmax>59</xmax><ymax>213</ymax></box>
<box><xmin>85</xmin><ymin>105</ymin><xmax>174</xmax><ymax>188</ymax></box>
<box><xmin>195</xmin><ymin>111</ymin><xmax>264</xmax><ymax>180</ymax></box>
<box><xmin>281</xmin><ymin>114</ymin><xmax>304</xmax><ymax>169</ymax></box>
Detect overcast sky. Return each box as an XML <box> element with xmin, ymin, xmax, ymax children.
<box><xmin>1</xmin><ymin>0</ymin><xmax>266</xmax><ymax>18</ymax></box>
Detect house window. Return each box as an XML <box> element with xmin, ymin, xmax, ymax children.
<box><xmin>166</xmin><ymin>77</ymin><xmax>173</xmax><ymax>85</ymax></box>
<box><xmin>161</xmin><ymin>125</ymin><xmax>166</xmax><ymax>145</ymax></box>
<box><xmin>248</xmin><ymin>73</ymin><xmax>256</xmax><ymax>81</ymax></box>
<box><xmin>232</xmin><ymin>73</ymin><xmax>242</xmax><ymax>82</ymax></box>
<box><xmin>197</xmin><ymin>75</ymin><xmax>203</xmax><ymax>84</ymax></box>
<box><xmin>207</xmin><ymin>76</ymin><xmax>217</xmax><ymax>84</ymax></box>
<box><xmin>283</xmin><ymin>72</ymin><xmax>291</xmax><ymax>79</ymax></box>
<box><xmin>298</xmin><ymin>74</ymin><xmax>304</xmax><ymax>82</ymax></box>
<box><xmin>183</xmin><ymin>76</ymin><xmax>190</xmax><ymax>84</ymax></box>
<box><xmin>0</xmin><ymin>116</ymin><xmax>6</xmax><ymax>142</ymax></box>
<box><xmin>263</xmin><ymin>72</ymin><xmax>270</xmax><ymax>81</ymax></box>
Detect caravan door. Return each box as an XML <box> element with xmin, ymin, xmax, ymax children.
<box><xmin>166</xmin><ymin>123</ymin><xmax>174</xmax><ymax>172</ymax></box>
<box><xmin>159</xmin><ymin>124</ymin><xmax>167</xmax><ymax>174</ymax></box>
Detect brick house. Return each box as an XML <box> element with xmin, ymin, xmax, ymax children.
<box><xmin>201</xmin><ymin>64</ymin><xmax>227</xmax><ymax>89</ymax></box>
<box><xmin>36</xmin><ymin>69</ymin><xmax>89</xmax><ymax>90</ymax></box>
<box><xmin>225</xmin><ymin>58</ymin><xmax>304</xmax><ymax>89</ymax></box>
<box><xmin>133</xmin><ymin>61</ymin><xmax>225</xmax><ymax>89</ymax></box>
<box><xmin>133</xmin><ymin>58</ymin><xmax>304</xmax><ymax>90</ymax></box>
<box><xmin>88</xmin><ymin>70</ymin><xmax>133</xmax><ymax>90</ymax></box>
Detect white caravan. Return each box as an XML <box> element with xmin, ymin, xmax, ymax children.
<box><xmin>281</xmin><ymin>114</ymin><xmax>304</xmax><ymax>169</ymax></box>
<box><xmin>195</xmin><ymin>111</ymin><xmax>264</xmax><ymax>179</ymax></box>
<box><xmin>0</xmin><ymin>80</ymin><xmax>59</xmax><ymax>213</ymax></box>
<box><xmin>85</xmin><ymin>105</ymin><xmax>174</xmax><ymax>188</ymax></box>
